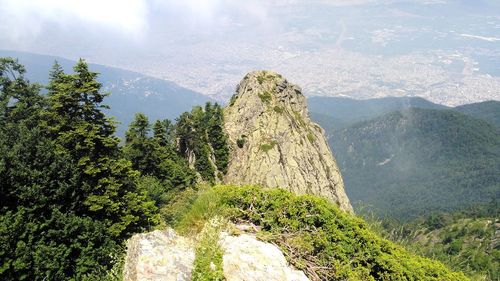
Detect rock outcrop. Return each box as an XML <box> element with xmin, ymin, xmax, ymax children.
<box><xmin>123</xmin><ymin>227</ymin><xmax>309</xmax><ymax>281</ymax></box>
<box><xmin>224</xmin><ymin>71</ymin><xmax>352</xmax><ymax>212</ymax></box>
<box><xmin>220</xmin><ymin>233</ymin><xmax>309</xmax><ymax>281</ymax></box>
<box><xmin>123</xmin><ymin>229</ymin><xmax>195</xmax><ymax>281</ymax></box>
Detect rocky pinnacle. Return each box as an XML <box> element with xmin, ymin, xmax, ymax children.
<box><xmin>224</xmin><ymin>71</ymin><xmax>353</xmax><ymax>212</ymax></box>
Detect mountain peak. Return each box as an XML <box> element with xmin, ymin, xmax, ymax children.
<box><xmin>224</xmin><ymin>71</ymin><xmax>353</xmax><ymax>212</ymax></box>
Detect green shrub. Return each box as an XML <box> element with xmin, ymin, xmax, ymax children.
<box><xmin>237</xmin><ymin>138</ymin><xmax>245</xmax><ymax>148</ymax></box>
<box><xmin>179</xmin><ymin>185</ymin><xmax>469</xmax><ymax>281</ymax></box>
<box><xmin>192</xmin><ymin>217</ymin><xmax>225</xmax><ymax>281</ymax></box>
<box><xmin>160</xmin><ymin>187</ymin><xmax>201</xmax><ymax>230</ymax></box>
<box><xmin>258</xmin><ymin>91</ymin><xmax>272</xmax><ymax>103</ymax></box>
<box><xmin>307</xmin><ymin>133</ymin><xmax>315</xmax><ymax>143</ymax></box>
<box><xmin>229</xmin><ymin>95</ymin><xmax>237</xmax><ymax>106</ymax></box>
<box><xmin>260</xmin><ymin>140</ymin><xmax>278</xmax><ymax>153</ymax></box>
<box><xmin>273</xmin><ymin>106</ymin><xmax>284</xmax><ymax>114</ymax></box>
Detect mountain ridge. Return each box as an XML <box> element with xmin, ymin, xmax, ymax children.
<box><xmin>327</xmin><ymin>107</ymin><xmax>499</xmax><ymax>220</ymax></box>
<box><xmin>0</xmin><ymin>50</ymin><xmax>212</xmax><ymax>136</ymax></box>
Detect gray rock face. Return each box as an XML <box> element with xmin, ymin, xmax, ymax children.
<box><xmin>123</xmin><ymin>226</ymin><xmax>309</xmax><ymax>281</ymax></box>
<box><xmin>123</xmin><ymin>229</ymin><xmax>195</xmax><ymax>281</ymax></box>
<box><xmin>224</xmin><ymin>71</ymin><xmax>353</xmax><ymax>212</ymax></box>
<box><xmin>220</xmin><ymin>232</ymin><xmax>310</xmax><ymax>281</ymax></box>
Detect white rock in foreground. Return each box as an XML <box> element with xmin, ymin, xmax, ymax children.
<box><xmin>123</xmin><ymin>229</ymin><xmax>195</xmax><ymax>281</ymax></box>
<box><xmin>220</xmin><ymin>233</ymin><xmax>310</xmax><ymax>281</ymax></box>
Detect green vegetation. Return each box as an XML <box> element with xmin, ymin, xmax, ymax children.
<box><xmin>228</xmin><ymin>94</ymin><xmax>237</xmax><ymax>107</ymax></box>
<box><xmin>257</xmin><ymin>75</ymin><xmax>265</xmax><ymax>84</ymax></box>
<box><xmin>273</xmin><ymin>105</ymin><xmax>284</xmax><ymax>114</ymax></box>
<box><xmin>258</xmin><ymin>91</ymin><xmax>272</xmax><ymax>103</ymax></box>
<box><xmin>0</xmin><ymin>58</ymin><xmax>230</xmax><ymax>280</ymax></box>
<box><xmin>371</xmin><ymin>204</ymin><xmax>499</xmax><ymax>281</ymax></box>
<box><xmin>309</xmin><ymin>96</ymin><xmax>447</xmax><ymax>127</ymax></box>
<box><xmin>260</xmin><ymin>140</ymin><xmax>278</xmax><ymax>152</ymax></box>
<box><xmin>176</xmin><ymin>103</ymin><xmax>230</xmax><ymax>183</ymax></box>
<box><xmin>124</xmin><ymin>113</ymin><xmax>196</xmax><ymax>195</ymax></box>
<box><xmin>307</xmin><ymin>132</ymin><xmax>315</xmax><ymax>143</ymax></box>
<box><xmin>256</xmin><ymin>72</ymin><xmax>277</xmax><ymax>85</ymax></box>
<box><xmin>455</xmin><ymin>100</ymin><xmax>500</xmax><ymax>127</ymax></box>
<box><xmin>192</xmin><ymin>217</ymin><xmax>225</xmax><ymax>281</ymax></box>
<box><xmin>236</xmin><ymin>138</ymin><xmax>245</xmax><ymax>148</ymax></box>
<box><xmin>292</xmin><ymin>110</ymin><xmax>306</xmax><ymax>128</ymax></box>
<box><xmin>0</xmin><ymin>50</ymin><xmax>213</xmax><ymax>138</ymax></box>
<box><xmin>176</xmin><ymin>185</ymin><xmax>467</xmax><ymax>281</ymax></box>
<box><xmin>0</xmin><ymin>59</ymin><xmax>480</xmax><ymax>280</ymax></box>
<box><xmin>0</xmin><ymin>58</ymin><xmax>158</xmax><ymax>279</ymax></box>
<box><xmin>328</xmin><ymin>108</ymin><xmax>499</xmax><ymax>220</ymax></box>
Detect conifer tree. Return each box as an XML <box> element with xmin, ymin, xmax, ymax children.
<box><xmin>45</xmin><ymin>59</ymin><xmax>158</xmax><ymax>238</ymax></box>
<box><xmin>124</xmin><ymin>113</ymin><xmax>196</xmax><ymax>192</ymax></box>
<box><xmin>153</xmin><ymin>119</ymin><xmax>175</xmax><ymax>147</ymax></box>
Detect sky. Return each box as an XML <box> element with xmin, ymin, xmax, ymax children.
<box><xmin>0</xmin><ymin>0</ymin><xmax>267</xmax><ymax>41</ymax></box>
<box><xmin>0</xmin><ymin>0</ymin><xmax>406</xmax><ymax>44</ymax></box>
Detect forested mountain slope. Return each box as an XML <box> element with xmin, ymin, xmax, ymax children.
<box><xmin>455</xmin><ymin>100</ymin><xmax>500</xmax><ymax>127</ymax></box>
<box><xmin>328</xmin><ymin>108</ymin><xmax>499</xmax><ymax>220</ymax></box>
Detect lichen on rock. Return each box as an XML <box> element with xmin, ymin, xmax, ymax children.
<box><xmin>224</xmin><ymin>70</ymin><xmax>353</xmax><ymax>212</ymax></box>
<box><xmin>123</xmin><ymin>229</ymin><xmax>195</xmax><ymax>281</ymax></box>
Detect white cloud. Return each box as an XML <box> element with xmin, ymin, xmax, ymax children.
<box><xmin>151</xmin><ymin>0</ymin><xmax>269</xmax><ymax>27</ymax></box>
<box><xmin>0</xmin><ymin>0</ymin><xmax>148</xmax><ymax>41</ymax></box>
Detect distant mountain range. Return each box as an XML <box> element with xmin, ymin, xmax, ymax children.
<box><xmin>455</xmin><ymin>101</ymin><xmax>500</xmax><ymax>127</ymax></box>
<box><xmin>308</xmin><ymin>96</ymin><xmax>448</xmax><ymax>125</ymax></box>
<box><xmin>310</xmin><ymin>97</ymin><xmax>500</xmax><ymax>220</ymax></box>
<box><xmin>0</xmin><ymin>50</ymin><xmax>212</xmax><ymax>137</ymax></box>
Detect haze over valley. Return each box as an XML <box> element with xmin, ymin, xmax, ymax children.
<box><xmin>1</xmin><ymin>0</ymin><xmax>499</xmax><ymax>105</ymax></box>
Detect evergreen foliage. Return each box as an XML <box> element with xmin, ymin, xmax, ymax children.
<box><xmin>0</xmin><ymin>58</ymin><xmax>158</xmax><ymax>279</ymax></box>
<box><xmin>123</xmin><ymin>113</ymin><xmax>196</xmax><ymax>200</ymax></box>
<box><xmin>1</xmin><ymin>58</ymin><xmax>479</xmax><ymax>280</ymax></box>
<box><xmin>176</xmin><ymin>102</ymin><xmax>229</xmax><ymax>182</ymax></box>
<box><xmin>455</xmin><ymin>100</ymin><xmax>500</xmax><ymax>127</ymax></box>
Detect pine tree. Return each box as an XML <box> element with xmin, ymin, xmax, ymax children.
<box><xmin>45</xmin><ymin>59</ymin><xmax>158</xmax><ymax>238</ymax></box>
<box><xmin>207</xmin><ymin>103</ymin><xmax>229</xmax><ymax>175</ymax></box>
<box><xmin>124</xmin><ymin>113</ymin><xmax>157</xmax><ymax>175</ymax></box>
<box><xmin>0</xmin><ymin>58</ymin><xmax>114</xmax><ymax>279</ymax></box>
<box><xmin>124</xmin><ymin>114</ymin><xmax>196</xmax><ymax>194</ymax></box>
<box><xmin>153</xmin><ymin>119</ymin><xmax>175</xmax><ymax>147</ymax></box>
<box><xmin>175</xmin><ymin>103</ymin><xmax>229</xmax><ymax>183</ymax></box>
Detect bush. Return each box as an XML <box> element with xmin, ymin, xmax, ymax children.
<box><xmin>260</xmin><ymin>141</ymin><xmax>278</xmax><ymax>153</ymax></box>
<box><xmin>258</xmin><ymin>91</ymin><xmax>272</xmax><ymax>103</ymax></box>
<box><xmin>236</xmin><ymin>138</ymin><xmax>245</xmax><ymax>148</ymax></box>
<box><xmin>192</xmin><ymin>217</ymin><xmax>225</xmax><ymax>281</ymax></box>
<box><xmin>178</xmin><ymin>185</ymin><xmax>468</xmax><ymax>281</ymax></box>
<box><xmin>273</xmin><ymin>106</ymin><xmax>284</xmax><ymax>114</ymax></box>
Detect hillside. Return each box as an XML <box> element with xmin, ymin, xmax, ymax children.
<box><xmin>0</xmin><ymin>50</ymin><xmax>212</xmax><ymax>136</ymax></box>
<box><xmin>329</xmin><ymin>108</ymin><xmax>500</xmax><ymax>220</ymax></box>
<box><xmin>455</xmin><ymin>100</ymin><xmax>500</xmax><ymax>127</ymax></box>
<box><xmin>376</xmin><ymin>206</ymin><xmax>500</xmax><ymax>281</ymax></box>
